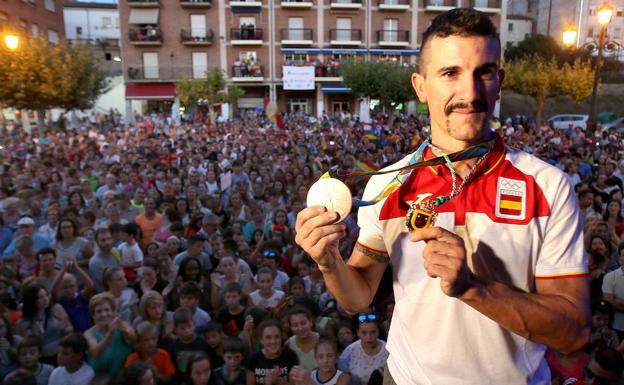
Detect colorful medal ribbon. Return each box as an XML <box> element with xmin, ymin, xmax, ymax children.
<box><xmin>320</xmin><ymin>138</ymin><xmax>496</xmax><ymax>207</ymax></box>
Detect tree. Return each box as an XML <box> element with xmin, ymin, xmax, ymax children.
<box><xmin>177</xmin><ymin>68</ymin><xmax>244</xmax><ymax>122</ymax></box>
<box><xmin>503</xmin><ymin>55</ymin><xmax>594</xmax><ymax>125</ymax></box>
<box><xmin>0</xmin><ymin>37</ymin><xmax>107</xmax><ymax>131</ymax></box>
<box><xmin>341</xmin><ymin>61</ymin><xmax>415</xmax><ymax>123</ymax></box>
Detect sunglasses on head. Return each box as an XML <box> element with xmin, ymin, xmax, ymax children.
<box><xmin>263</xmin><ymin>250</ymin><xmax>277</xmax><ymax>258</ymax></box>
<box><xmin>358</xmin><ymin>314</ymin><xmax>377</xmax><ymax>323</ymax></box>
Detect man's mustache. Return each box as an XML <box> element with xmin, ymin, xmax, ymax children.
<box><xmin>444</xmin><ymin>101</ymin><xmax>488</xmax><ymax>116</ymax></box>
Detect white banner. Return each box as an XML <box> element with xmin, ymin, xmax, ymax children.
<box><xmin>283</xmin><ymin>66</ymin><xmax>315</xmax><ymax>90</ymax></box>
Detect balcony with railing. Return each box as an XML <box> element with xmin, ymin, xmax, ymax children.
<box><xmin>424</xmin><ymin>0</ymin><xmax>457</xmax><ymax>11</ymax></box>
<box><xmin>330</xmin><ymin>0</ymin><xmax>362</xmax><ymax>10</ymax></box>
<box><xmin>180</xmin><ymin>28</ymin><xmax>214</xmax><ymax>45</ymax></box>
<box><xmin>180</xmin><ymin>0</ymin><xmax>211</xmax><ymax>7</ymax></box>
<box><xmin>281</xmin><ymin>0</ymin><xmax>313</xmax><ymax>8</ymax></box>
<box><xmin>377</xmin><ymin>0</ymin><xmax>409</xmax><ymax>10</ymax></box>
<box><xmin>231</xmin><ymin>63</ymin><xmax>264</xmax><ymax>81</ymax></box>
<box><xmin>230</xmin><ymin>0</ymin><xmax>262</xmax><ymax>7</ymax></box>
<box><xmin>281</xmin><ymin>60</ymin><xmax>343</xmax><ymax>80</ymax></box>
<box><xmin>128</xmin><ymin>0</ymin><xmax>160</xmax><ymax>7</ymax></box>
<box><xmin>468</xmin><ymin>0</ymin><xmax>501</xmax><ymax>12</ymax></box>
<box><xmin>329</xmin><ymin>29</ymin><xmax>362</xmax><ymax>45</ymax></box>
<box><xmin>127</xmin><ymin>66</ymin><xmax>193</xmax><ymax>81</ymax></box>
<box><xmin>128</xmin><ymin>27</ymin><xmax>162</xmax><ymax>45</ymax></box>
<box><xmin>280</xmin><ymin>28</ymin><xmax>313</xmax><ymax>45</ymax></box>
<box><xmin>376</xmin><ymin>30</ymin><xmax>409</xmax><ymax>46</ymax></box>
<box><xmin>230</xmin><ymin>27</ymin><xmax>263</xmax><ymax>45</ymax></box>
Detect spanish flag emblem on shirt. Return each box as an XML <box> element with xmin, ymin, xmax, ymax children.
<box><xmin>496</xmin><ymin>177</ymin><xmax>526</xmax><ymax>220</ymax></box>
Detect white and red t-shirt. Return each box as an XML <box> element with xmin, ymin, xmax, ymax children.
<box><xmin>357</xmin><ymin>135</ymin><xmax>587</xmax><ymax>385</ymax></box>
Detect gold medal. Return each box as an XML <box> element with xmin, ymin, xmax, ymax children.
<box><xmin>406</xmin><ymin>200</ymin><xmax>438</xmax><ymax>231</ymax></box>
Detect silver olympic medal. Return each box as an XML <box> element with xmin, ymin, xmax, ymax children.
<box><xmin>306</xmin><ymin>178</ymin><xmax>353</xmax><ymax>222</ymax></box>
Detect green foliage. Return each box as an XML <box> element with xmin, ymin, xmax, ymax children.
<box><xmin>176</xmin><ymin>68</ymin><xmax>244</xmax><ymax>109</ymax></box>
<box><xmin>341</xmin><ymin>61</ymin><xmax>415</xmax><ymax>108</ymax></box>
<box><xmin>0</xmin><ymin>37</ymin><xmax>107</xmax><ymax>111</ymax></box>
<box><xmin>505</xmin><ymin>34</ymin><xmax>570</xmax><ymax>63</ymax></box>
<box><xmin>503</xmin><ymin>55</ymin><xmax>594</xmax><ymax>124</ymax></box>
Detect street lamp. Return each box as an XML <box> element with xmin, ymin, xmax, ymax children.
<box><xmin>562</xmin><ymin>2</ymin><xmax>620</xmax><ymax>137</ymax></box>
<box><xmin>3</xmin><ymin>34</ymin><xmax>19</xmax><ymax>51</ymax></box>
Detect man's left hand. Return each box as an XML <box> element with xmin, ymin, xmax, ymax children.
<box><xmin>410</xmin><ymin>227</ymin><xmax>475</xmax><ymax>297</ymax></box>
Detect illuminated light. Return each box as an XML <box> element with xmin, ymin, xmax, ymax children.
<box><xmin>562</xmin><ymin>27</ymin><xmax>577</xmax><ymax>47</ymax></box>
<box><xmin>597</xmin><ymin>2</ymin><xmax>614</xmax><ymax>26</ymax></box>
<box><xmin>4</xmin><ymin>34</ymin><xmax>19</xmax><ymax>50</ymax></box>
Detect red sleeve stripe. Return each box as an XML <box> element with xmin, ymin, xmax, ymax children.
<box><xmin>356</xmin><ymin>241</ymin><xmax>388</xmax><ymax>255</ymax></box>
<box><xmin>535</xmin><ymin>273</ymin><xmax>589</xmax><ymax>280</ymax></box>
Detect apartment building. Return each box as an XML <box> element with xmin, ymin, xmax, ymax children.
<box><xmin>64</xmin><ymin>1</ymin><xmax>122</xmax><ymax>77</ymax></box>
<box><xmin>119</xmin><ymin>0</ymin><xmax>506</xmax><ymax>117</ymax></box>
<box><xmin>0</xmin><ymin>0</ymin><xmax>65</xmax><ymax>44</ymax></box>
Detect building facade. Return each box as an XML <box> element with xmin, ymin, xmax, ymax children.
<box><xmin>64</xmin><ymin>1</ymin><xmax>122</xmax><ymax>77</ymax></box>
<box><xmin>0</xmin><ymin>0</ymin><xmax>65</xmax><ymax>44</ymax></box>
<box><xmin>118</xmin><ymin>0</ymin><xmax>507</xmax><ymax>117</ymax></box>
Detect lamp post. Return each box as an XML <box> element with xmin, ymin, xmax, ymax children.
<box><xmin>563</xmin><ymin>2</ymin><xmax>617</xmax><ymax>137</ymax></box>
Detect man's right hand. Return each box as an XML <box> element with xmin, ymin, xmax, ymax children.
<box><xmin>295</xmin><ymin>206</ymin><xmax>347</xmax><ymax>272</ymax></box>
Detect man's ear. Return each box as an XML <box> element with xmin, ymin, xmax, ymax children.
<box><xmin>411</xmin><ymin>73</ymin><xmax>427</xmax><ymax>104</ymax></box>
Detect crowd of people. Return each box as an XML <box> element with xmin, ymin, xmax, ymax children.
<box><xmin>0</xmin><ymin>108</ymin><xmax>621</xmax><ymax>385</ymax></box>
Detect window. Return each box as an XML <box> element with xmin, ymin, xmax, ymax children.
<box><xmin>508</xmin><ymin>22</ymin><xmax>513</xmax><ymax>32</ymax></box>
<box><xmin>587</xmin><ymin>27</ymin><xmax>594</xmax><ymax>38</ymax></box>
<box><xmin>336</xmin><ymin>18</ymin><xmax>351</xmax><ymax>40</ymax></box>
<box><xmin>383</xmin><ymin>19</ymin><xmax>398</xmax><ymax>41</ymax></box>
<box><xmin>48</xmin><ymin>29</ymin><xmax>59</xmax><ymax>43</ymax></box>
<box><xmin>617</xmin><ymin>9</ymin><xmax>623</xmax><ymax>17</ymax></box>
<box><xmin>589</xmin><ymin>8</ymin><xmax>595</xmax><ymax>16</ymax></box>
<box><xmin>288</xmin><ymin>17</ymin><xmax>304</xmax><ymax>40</ymax></box>
<box><xmin>45</xmin><ymin>0</ymin><xmax>55</xmax><ymax>12</ymax></box>
<box><xmin>76</xmin><ymin>26</ymin><xmax>83</xmax><ymax>35</ymax></box>
<box><xmin>143</xmin><ymin>52</ymin><xmax>159</xmax><ymax>78</ymax></box>
<box><xmin>285</xmin><ymin>53</ymin><xmax>308</xmax><ymax>65</ymax></box>
<box><xmin>31</xmin><ymin>23</ymin><xmax>39</xmax><ymax>37</ymax></box>
<box><xmin>19</xmin><ymin>19</ymin><xmax>27</xmax><ymax>31</ymax></box>
<box><xmin>190</xmin><ymin>14</ymin><xmax>206</xmax><ymax>38</ymax></box>
<box><xmin>105</xmin><ymin>53</ymin><xmax>112</xmax><ymax>60</ymax></box>
<box><xmin>240</xmin><ymin>51</ymin><xmax>256</xmax><ymax>61</ymax></box>
<box><xmin>192</xmin><ymin>52</ymin><xmax>208</xmax><ymax>79</ymax></box>
<box><xmin>102</xmin><ymin>17</ymin><xmax>112</xmax><ymax>29</ymax></box>
<box><xmin>239</xmin><ymin>17</ymin><xmax>255</xmax><ymax>27</ymax></box>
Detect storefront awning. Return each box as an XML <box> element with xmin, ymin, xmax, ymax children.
<box><xmin>321</xmin><ymin>84</ymin><xmax>351</xmax><ymax>93</ymax></box>
<box><xmin>129</xmin><ymin>9</ymin><xmax>159</xmax><ymax>24</ymax></box>
<box><xmin>126</xmin><ymin>83</ymin><xmax>175</xmax><ymax>100</ymax></box>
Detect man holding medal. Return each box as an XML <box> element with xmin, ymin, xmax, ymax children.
<box><xmin>295</xmin><ymin>8</ymin><xmax>590</xmax><ymax>385</ymax></box>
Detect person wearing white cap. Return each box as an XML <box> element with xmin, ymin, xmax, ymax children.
<box><xmin>2</xmin><ymin>216</ymin><xmax>51</xmax><ymax>260</ymax></box>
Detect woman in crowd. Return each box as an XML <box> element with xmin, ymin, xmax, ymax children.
<box><xmin>15</xmin><ymin>284</ymin><xmax>73</xmax><ymax>366</ymax></box>
<box><xmin>246</xmin><ymin>319</ymin><xmax>298</xmax><ymax>385</ymax></box>
<box><xmin>338</xmin><ymin>315</ymin><xmax>388</xmax><ymax>385</ymax></box>
<box><xmin>54</xmin><ymin>218</ymin><xmax>93</xmax><ymax>269</ymax></box>
<box><xmin>84</xmin><ymin>293</ymin><xmax>135</xmax><ymax>382</ymax></box>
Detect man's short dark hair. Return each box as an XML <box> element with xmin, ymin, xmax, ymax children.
<box><xmin>223</xmin><ymin>337</ymin><xmax>246</xmax><ymax>355</ymax></box>
<box><xmin>59</xmin><ymin>333</ymin><xmax>88</xmax><ymax>360</ymax></box>
<box><xmin>35</xmin><ymin>247</ymin><xmax>56</xmax><ymax>260</ymax></box>
<box><xmin>180</xmin><ymin>281</ymin><xmax>201</xmax><ymax>299</ymax></box>
<box><xmin>224</xmin><ymin>282</ymin><xmax>241</xmax><ymax>294</ymax></box>
<box><xmin>95</xmin><ymin>227</ymin><xmax>111</xmax><ymax>242</ymax></box>
<box><xmin>188</xmin><ymin>234</ymin><xmax>206</xmax><ymax>246</ymax></box>
<box><xmin>420</xmin><ymin>8</ymin><xmax>499</xmax><ymax>70</ymax></box>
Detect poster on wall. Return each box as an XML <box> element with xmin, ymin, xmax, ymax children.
<box><xmin>283</xmin><ymin>66</ymin><xmax>315</xmax><ymax>90</ymax></box>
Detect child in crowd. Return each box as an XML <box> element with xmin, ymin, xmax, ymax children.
<box><xmin>119</xmin><ymin>223</ymin><xmax>144</xmax><ymax>284</ymax></box>
<box><xmin>167</xmin><ymin>307</ymin><xmax>209</xmax><ymax>377</ymax></box>
<box><xmin>184</xmin><ymin>352</ymin><xmax>217</xmax><ymax>385</ymax></box>
<box><xmin>213</xmin><ymin>338</ymin><xmax>247</xmax><ymax>385</ymax></box>
<box><xmin>125</xmin><ymin>321</ymin><xmax>176</xmax><ymax>382</ymax></box>
<box><xmin>8</xmin><ymin>337</ymin><xmax>54</xmax><ymax>385</ymax></box>
<box><xmin>179</xmin><ymin>282</ymin><xmax>211</xmax><ymax>333</ymax></box>
<box><xmin>203</xmin><ymin>321</ymin><xmax>225</xmax><ymax>368</ymax></box>
<box><xmin>249</xmin><ymin>267</ymin><xmax>284</xmax><ymax>312</ymax></box>
<box><xmin>286</xmin><ymin>307</ymin><xmax>319</xmax><ymax>371</ymax></box>
<box><xmin>215</xmin><ymin>283</ymin><xmax>246</xmax><ymax>338</ymax></box>
<box><xmin>48</xmin><ymin>333</ymin><xmax>95</xmax><ymax>385</ymax></box>
<box><xmin>289</xmin><ymin>340</ymin><xmax>351</xmax><ymax>385</ymax></box>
